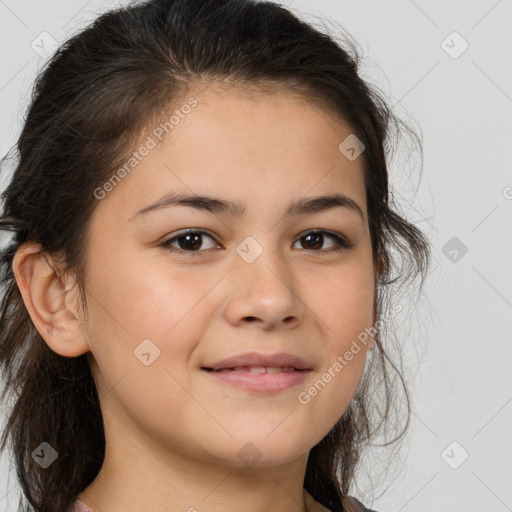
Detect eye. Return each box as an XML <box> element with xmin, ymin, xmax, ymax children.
<box><xmin>160</xmin><ymin>228</ymin><xmax>354</xmax><ymax>255</ymax></box>
<box><xmin>292</xmin><ymin>229</ymin><xmax>354</xmax><ymax>253</ymax></box>
<box><xmin>160</xmin><ymin>229</ymin><xmax>220</xmax><ymax>253</ymax></box>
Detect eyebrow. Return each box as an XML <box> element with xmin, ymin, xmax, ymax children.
<box><xmin>129</xmin><ymin>191</ymin><xmax>366</xmax><ymax>222</ymax></box>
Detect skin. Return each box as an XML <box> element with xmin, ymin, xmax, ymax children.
<box><xmin>12</xmin><ymin>82</ymin><xmax>377</xmax><ymax>512</ymax></box>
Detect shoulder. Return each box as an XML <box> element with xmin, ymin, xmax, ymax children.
<box><xmin>342</xmin><ymin>495</ymin><xmax>379</xmax><ymax>512</ymax></box>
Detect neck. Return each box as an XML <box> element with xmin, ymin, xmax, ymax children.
<box><xmin>78</xmin><ymin>425</ymin><xmax>316</xmax><ymax>512</ymax></box>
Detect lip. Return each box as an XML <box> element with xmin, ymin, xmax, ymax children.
<box><xmin>201</xmin><ymin>351</ymin><xmax>313</xmax><ymax>394</ymax></box>
<box><xmin>202</xmin><ymin>351</ymin><xmax>312</xmax><ymax>371</ymax></box>
<box><xmin>202</xmin><ymin>367</ymin><xmax>311</xmax><ymax>393</ymax></box>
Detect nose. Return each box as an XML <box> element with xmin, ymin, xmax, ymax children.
<box><xmin>222</xmin><ymin>243</ymin><xmax>306</xmax><ymax>330</ymax></box>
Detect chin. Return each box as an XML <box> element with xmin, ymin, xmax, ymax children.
<box><xmin>220</xmin><ymin>433</ymin><xmax>311</xmax><ymax>468</ymax></box>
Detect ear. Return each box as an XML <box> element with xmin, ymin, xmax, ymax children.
<box><xmin>12</xmin><ymin>242</ymin><xmax>90</xmax><ymax>358</ymax></box>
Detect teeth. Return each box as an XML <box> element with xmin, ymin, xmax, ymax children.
<box><xmin>249</xmin><ymin>366</ymin><xmax>266</xmax><ymax>374</ymax></box>
<box><xmin>216</xmin><ymin>366</ymin><xmax>297</xmax><ymax>373</ymax></box>
<box><xmin>265</xmin><ymin>366</ymin><xmax>284</xmax><ymax>374</ymax></box>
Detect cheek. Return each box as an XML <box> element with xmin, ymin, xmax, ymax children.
<box><xmin>84</xmin><ymin>248</ymin><xmax>223</xmax><ymax>378</ymax></box>
<box><xmin>297</xmin><ymin>265</ymin><xmax>373</xmax><ymax>419</ymax></box>
<box><xmin>311</xmin><ymin>263</ymin><xmax>375</xmax><ymax>346</ymax></box>
<box><xmin>83</xmin><ymin>257</ymin><xmax>219</xmax><ymax>436</ymax></box>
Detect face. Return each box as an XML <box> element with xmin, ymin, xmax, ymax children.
<box><xmin>80</xmin><ymin>83</ymin><xmax>376</xmax><ymax>468</ymax></box>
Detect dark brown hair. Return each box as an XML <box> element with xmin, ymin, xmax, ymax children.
<box><xmin>0</xmin><ymin>1</ymin><xmax>431</xmax><ymax>511</ymax></box>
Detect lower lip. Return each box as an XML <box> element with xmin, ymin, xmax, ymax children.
<box><xmin>202</xmin><ymin>369</ymin><xmax>311</xmax><ymax>393</ymax></box>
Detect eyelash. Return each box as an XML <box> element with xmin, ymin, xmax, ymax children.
<box><xmin>160</xmin><ymin>229</ymin><xmax>355</xmax><ymax>255</ymax></box>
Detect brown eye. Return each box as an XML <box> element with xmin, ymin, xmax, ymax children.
<box><xmin>292</xmin><ymin>230</ymin><xmax>354</xmax><ymax>252</ymax></box>
<box><xmin>161</xmin><ymin>230</ymin><xmax>220</xmax><ymax>253</ymax></box>
<box><xmin>160</xmin><ymin>228</ymin><xmax>354</xmax><ymax>256</ymax></box>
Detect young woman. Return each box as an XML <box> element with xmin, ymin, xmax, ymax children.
<box><xmin>0</xmin><ymin>1</ymin><xmax>431</xmax><ymax>511</ymax></box>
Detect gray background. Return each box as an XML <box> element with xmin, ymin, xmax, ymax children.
<box><xmin>0</xmin><ymin>1</ymin><xmax>511</xmax><ymax>511</ymax></box>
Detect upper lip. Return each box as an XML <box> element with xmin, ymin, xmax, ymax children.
<box><xmin>202</xmin><ymin>352</ymin><xmax>312</xmax><ymax>371</ymax></box>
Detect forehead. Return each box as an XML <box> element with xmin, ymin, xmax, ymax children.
<box><xmin>92</xmin><ymin>82</ymin><xmax>367</xmax><ymax>223</ymax></box>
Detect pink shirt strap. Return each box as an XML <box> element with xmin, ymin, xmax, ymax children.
<box><xmin>69</xmin><ymin>498</ymin><xmax>94</xmax><ymax>512</ymax></box>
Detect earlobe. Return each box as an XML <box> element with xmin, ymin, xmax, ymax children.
<box><xmin>12</xmin><ymin>242</ymin><xmax>90</xmax><ymax>358</ymax></box>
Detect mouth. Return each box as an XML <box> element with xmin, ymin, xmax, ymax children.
<box><xmin>202</xmin><ymin>351</ymin><xmax>312</xmax><ymax>372</ymax></box>
<box><xmin>201</xmin><ymin>365</ymin><xmax>311</xmax><ymax>393</ymax></box>
<box><xmin>202</xmin><ymin>366</ymin><xmax>305</xmax><ymax>373</ymax></box>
